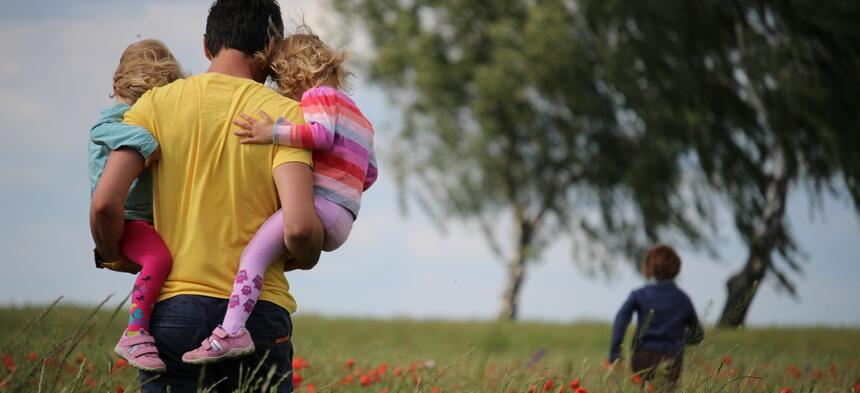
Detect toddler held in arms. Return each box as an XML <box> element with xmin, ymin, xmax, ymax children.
<box><xmin>89</xmin><ymin>39</ymin><xmax>183</xmax><ymax>372</ymax></box>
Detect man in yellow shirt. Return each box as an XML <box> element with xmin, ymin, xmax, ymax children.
<box><xmin>90</xmin><ymin>1</ymin><xmax>323</xmax><ymax>391</ymax></box>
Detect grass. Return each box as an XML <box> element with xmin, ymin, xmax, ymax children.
<box><xmin>0</xmin><ymin>298</ymin><xmax>858</xmax><ymax>392</ymax></box>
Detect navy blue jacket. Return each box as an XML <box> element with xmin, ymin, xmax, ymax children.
<box><xmin>609</xmin><ymin>281</ymin><xmax>703</xmax><ymax>362</ymax></box>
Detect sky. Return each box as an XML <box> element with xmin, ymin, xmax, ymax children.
<box><xmin>0</xmin><ymin>1</ymin><xmax>858</xmax><ymax>327</ymax></box>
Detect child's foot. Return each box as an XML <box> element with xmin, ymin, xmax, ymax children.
<box><xmin>181</xmin><ymin>326</ymin><xmax>255</xmax><ymax>364</ymax></box>
<box><xmin>114</xmin><ymin>330</ymin><xmax>166</xmax><ymax>373</ymax></box>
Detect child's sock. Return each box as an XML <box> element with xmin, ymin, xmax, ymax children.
<box><xmin>222</xmin><ymin>211</ymin><xmax>286</xmax><ymax>335</ymax></box>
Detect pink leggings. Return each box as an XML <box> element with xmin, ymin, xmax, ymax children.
<box><xmin>120</xmin><ymin>220</ymin><xmax>172</xmax><ymax>333</ymax></box>
<box><xmin>221</xmin><ymin>197</ymin><xmax>352</xmax><ymax>334</ymax></box>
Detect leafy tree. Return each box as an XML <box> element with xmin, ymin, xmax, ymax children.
<box><xmin>332</xmin><ymin>0</ymin><xmax>709</xmax><ymax>319</ymax></box>
<box><xmin>579</xmin><ymin>0</ymin><xmax>860</xmax><ymax>326</ymax></box>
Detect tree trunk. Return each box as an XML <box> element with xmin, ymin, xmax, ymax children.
<box><xmin>718</xmin><ymin>150</ymin><xmax>789</xmax><ymax>327</ymax></box>
<box><xmin>498</xmin><ymin>218</ymin><xmax>532</xmax><ymax>321</ymax></box>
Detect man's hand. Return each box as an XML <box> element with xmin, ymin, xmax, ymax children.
<box><xmin>144</xmin><ymin>147</ymin><xmax>161</xmax><ymax>168</ymax></box>
<box><xmin>233</xmin><ymin>110</ymin><xmax>278</xmax><ymax>144</ymax></box>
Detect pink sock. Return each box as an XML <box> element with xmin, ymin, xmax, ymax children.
<box><xmin>222</xmin><ymin>210</ymin><xmax>286</xmax><ymax>335</ymax></box>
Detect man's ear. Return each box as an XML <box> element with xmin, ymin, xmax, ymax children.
<box><xmin>203</xmin><ymin>36</ymin><xmax>213</xmax><ymax>60</ymax></box>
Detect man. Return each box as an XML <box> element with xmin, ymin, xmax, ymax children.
<box><xmin>90</xmin><ymin>1</ymin><xmax>323</xmax><ymax>391</ymax></box>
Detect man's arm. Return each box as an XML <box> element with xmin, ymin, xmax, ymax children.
<box><xmin>90</xmin><ymin>148</ymin><xmax>145</xmax><ymax>261</ymax></box>
<box><xmin>273</xmin><ymin>162</ymin><xmax>323</xmax><ymax>270</ymax></box>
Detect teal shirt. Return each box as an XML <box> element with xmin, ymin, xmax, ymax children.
<box><xmin>88</xmin><ymin>103</ymin><xmax>158</xmax><ymax>222</ymax></box>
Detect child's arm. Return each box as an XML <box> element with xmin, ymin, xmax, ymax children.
<box><xmin>233</xmin><ymin>89</ymin><xmax>339</xmax><ymax>150</ymax></box>
<box><xmin>685</xmin><ymin>304</ymin><xmax>705</xmax><ymax>345</ymax></box>
<box><xmin>91</xmin><ymin>121</ymin><xmax>159</xmax><ymax>166</ymax></box>
<box><xmin>609</xmin><ymin>292</ymin><xmax>637</xmax><ymax>363</ymax></box>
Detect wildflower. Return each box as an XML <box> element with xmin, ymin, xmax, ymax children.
<box><xmin>569</xmin><ymin>378</ymin><xmax>581</xmax><ymax>389</ymax></box>
<box><xmin>786</xmin><ymin>365</ymin><xmax>802</xmax><ymax>378</ymax></box>
<box><xmin>430</xmin><ymin>387</ymin><xmax>442</xmax><ymax>393</ymax></box>
<box><xmin>812</xmin><ymin>369</ymin><xmax>823</xmax><ymax>379</ymax></box>
<box><xmin>3</xmin><ymin>354</ymin><xmax>16</xmax><ymax>373</ymax></box>
<box><xmin>305</xmin><ymin>383</ymin><xmax>316</xmax><ymax>393</ymax></box>
<box><xmin>116</xmin><ymin>387</ymin><xmax>126</xmax><ymax>393</ymax></box>
<box><xmin>543</xmin><ymin>379</ymin><xmax>555</xmax><ymax>391</ymax></box>
<box><xmin>852</xmin><ymin>383</ymin><xmax>860</xmax><ymax>392</ymax></box>
<box><xmin>360</xmin><ymin>374</ymin><xmax>372</xmax><ymax>386</ymax></box>
<box><xmin>85</xmin><ymin>377</ymin><xmax>96</xmax><ymax>387</ymax></box>
<box><xmin>631</xmin><ymin>374</ymin><xmax>644</xmax><ymax>385</ymax></box>
<box><xmin>393</xmin><ymin>366</ymin><xmax>403</xmax><ymax>376</ymax></box>
<box><xmin>380</xmin><ymin>390</ymin><xmax>389</xmax><ymax>393</ymax></box>
<box><xmin>779</xmin><ymin>389</ymin><xmax>793</xmax><ymax>393</ymax></box>
<box><xmin>292</xmin><ymin>371</ymin><xmax>303</xmax><ymax>387</ymax></box>
<box><xmin>292</xmin><ymin>356</ymin><xmax>309</xmax><ymax>370</ymax></box>
<box><xmin>25</xmin><ymin>352</ymin><xmax>38</xmax><ymax>362</ymax></box>
<box><xmin>75</xmin><ymin>352</ymin><xmax>86</xmax><ymax>364</ymax></box>
<box><xmin>345</xmin><ymin>358</ymin><xmax>355</xmax><ymax>369</ymax></box>
<box><xmin>341</xmin><ymin>374</ymin><xmax>354</xmax><ymax>385</ymax></box>
<box><xmin>527</xmin><ymin>384</ymin><xmax>536</xmax><ymax>393</ymax></box>
<box><xmin>721</xmin><ymin>355</ymin><xmax>732</xmax><ymax>366</ymax></box>
<box><xmin>575</xmin><ymin>388</ymin><xmax>588</xmax><ymax>393</ymax></box>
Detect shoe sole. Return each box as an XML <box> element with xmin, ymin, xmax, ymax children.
<box><xmin>114</xmin><ymin>346</ymin><xmax>166</xmax><ymax>373</ymax></box>
<box><xmin>181</xmin><ymin>344</ymin><xmax>256</xmax><ymax>365</ymax></box>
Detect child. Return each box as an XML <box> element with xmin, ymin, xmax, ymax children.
<box><xmin>608</xmin><ymin>244</ymin><xmax>703</xmax><ymax>392</ymax></box>
<box><xmin>89</xmin><ymin>39</ymin><xmax>183</xmax><ymax>372</ymax></box>
<box><xmin>181</xmin><ymin>29</ymin><xmax>377</xmax><ymax>364</ymax></box>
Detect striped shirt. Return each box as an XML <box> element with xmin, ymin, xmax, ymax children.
<box><xmin>273</xmin><ymin>86</ymin><xmax>377</xmax><ymax>217</ymax></box>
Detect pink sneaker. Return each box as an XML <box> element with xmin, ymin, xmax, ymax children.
<box><xmin>181</xmin><ymin>326</ymin><xmax>255</xmax><ymax>364</ymax></box>
<box><xmin>114</xmin><ymin>330</ymin><xmax>166</xmax><ymax>373</ymax></box>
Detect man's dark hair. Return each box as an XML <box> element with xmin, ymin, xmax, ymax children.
<box><xmin>205</xmin><ymin>0</ymin><xmax>284</xmax><ymax>57</ymax></box>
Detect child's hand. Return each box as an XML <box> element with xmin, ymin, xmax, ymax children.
<box><xmin>144</xmin><ymin>147</ymin><xmax>161</xmax><ymax>167</ymax></box>
<box><xmin>233</xmin><ymin>110</ymin><xmax>275</xmax><ymax>144</ymax></box>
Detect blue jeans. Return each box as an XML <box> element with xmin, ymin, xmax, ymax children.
<box><xmin>140</xmin><ymin>295</ymin><xmax>294</xmax><ymax>392</ymax></box>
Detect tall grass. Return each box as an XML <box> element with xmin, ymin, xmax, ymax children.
<box><xmin>0</xmin><ymin>300</ymin><xmax>857</xmax><ymax>392</ymax></box>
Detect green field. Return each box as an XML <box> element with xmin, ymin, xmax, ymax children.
<box><xmin>0</xmin><ymin>301</ymin><xmax>857</xmax><ymax>392</ymax></box>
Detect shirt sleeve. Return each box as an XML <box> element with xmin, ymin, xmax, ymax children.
<box><xmin>609</xmin><ymin>291</ymin><xmax>637</xmax><ymax>362</ymax></box>
<box><xmin>271</xmin><ymin>99</ymin><xmax>313</xmax><ymax>171</ymax></box>
<box><xmin>92</xmin><ymin>110</ymin><xmax>158</xmax><ymax>158</ymax></box>
<box><xmin>363</xmin><ymin>148</ymin><xmax>378</xmax><ymax>191</ymax></box>
<box><xmin>685</xmin><ymin>300</ymin><xmax>704</xmax><ymax>345</ymax></box>
<box><xmin>123</xmin><ymin>91</ymin><xmax>156</xmax><ymax>138</ymax></box>
<box><xmin>272</xmin><ymin>87</ymin><xmax>339</xmax><ymax>150</ymax></box>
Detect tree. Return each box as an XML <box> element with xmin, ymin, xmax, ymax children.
<box><xmin>332</xmin><ymin>0</ymin><xmax>710</xmax><ymax>319</ymax></box>
<box><xmin>578</xmin><ymin>0</ymin><xmax>860</xmax><ymax>326</ymax></box>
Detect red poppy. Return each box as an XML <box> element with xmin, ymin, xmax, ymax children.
<box><xmin>25</xmin><ymin>352</ymin><xmax>38</xmax><ymax>362</ymax></box>
<box><xmin>779</xmin><ymin>389</ymin><xmax>793</xmax><ymax>393</ymax></box>
<box><xmin>543</xmin><ymin>379</ymin><xmax>555</xmax><ymax>391</ymax></box>
<box><xmin>345</xmin><ymin>358</ymin><xmax>355</xmax><ymax>369</ymax></box>
<box><xmin>631</xmin><ymin>374</ymin><xmax>644</xmax><ymax>385</ymax></box>
<box><xmin>360</xmin><ymin>374</ymin><xmax>372</xmax><ymax>386</ymax></box>
<box><xmin>430</xmin><ymin>387</ymin><xmax>442</xmax><ymax>393</ymax></box>
<box><xmin>569</xmin><ymin>378</ymin><xmax>581</xmax><ymax>389</ymax></box>
<box><xmin>115</xmin><ymin>387</ymin><xmax>125</xmax><ymax>393</ymax></box>
<box><xmin>574</xmin><ymin>388</ymin><xmax>588</xmax><ymax>393</ymax></box>
<box><xmin>527</xmin><ymin>384</ymin><xmax>536</xmax><ymax>393</ymax></box>
<box><xmin>3</xmin><ymin>355</ymin><xmax>16</xmax><ymax>373</ymax></box>
<box><xmin>721</xmin><ymin>355</ymin><xmax>732</xmax><ymax>366</ymax></box>
<box><xmin>292</xmin><ymin>371</ymin><xmax>303</xmax><ymax>387</ymax></box>
<box><xmin>852</xmin><ymin>383</ymin><xmax>860</xmax><ymax>392</ymax></box>
<box><xmin>305</xmin><ymin>383</ymin><xmax>316</xmax><ymax>393</ymax></box>
<box><xmin>292</xmin><ymin>356</ymin><xmax>309</xmax><ymax>370</ymax></box>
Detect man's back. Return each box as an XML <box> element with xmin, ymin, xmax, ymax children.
<box><xmin>125</xmin><ymin>72</ymin><xmax>310</xmax><ymax>312</ymax></box>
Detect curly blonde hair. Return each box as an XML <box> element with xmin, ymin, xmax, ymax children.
<box><xmin>269</xmin><ymin>28</ymin><xmax>352</xmax><ymax>100</ymax></box>
<box><xmin>112</xmin><ymin>39</ymin><xmax>184</xmax><ymax>103</ymax></box>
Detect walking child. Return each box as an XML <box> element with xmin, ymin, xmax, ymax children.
<box><xmin>608</xmin><ymin>244</ymin><xmax>704</xmax><ymax>392</ymax></box>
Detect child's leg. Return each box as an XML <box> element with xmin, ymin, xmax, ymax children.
<box><xmin>314</xmin><ymin>196</ymin><xmax>354</xmax><ymax>251</ymax></box>
<box><xmin>222</xmin><ymin>210</ymin><xmax>286</xmax><ymax>335</ymax></box>
<box><xmin>120</xmin><ymin>220</ymin><xmax>172</xmax><ymax>334</ymax></box>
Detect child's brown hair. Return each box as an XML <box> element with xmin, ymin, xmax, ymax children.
<box><xmin>269</xmin><ymin>26</ymin><xmax>352</xmax><ymax>100</ymax></box>
<box><xmin>643</xmin><ymin>244</ymin><xmax>681</xmax><ymax>280</ymax></box>
<box><xmin>112</xmin><ymin>39</ymin><xmax>184</xmax><ymax>103</ymax></box>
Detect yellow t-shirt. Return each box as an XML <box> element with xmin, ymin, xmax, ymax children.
<box><xmin>124</xmin><ymin>73</ymin><xmax>311</xmax><ymax>313</ymax></box>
